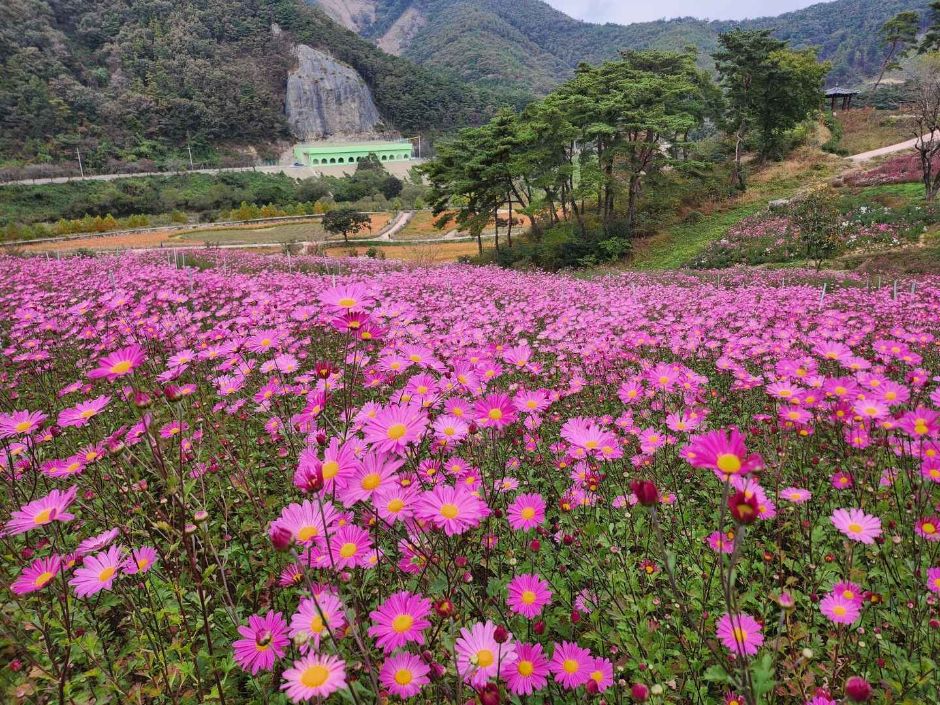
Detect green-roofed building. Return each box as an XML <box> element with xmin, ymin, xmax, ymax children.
<box><xmin>292</xmin><ymin>141</ymin><xmax>415</xmax><ymax>167</ymax></box>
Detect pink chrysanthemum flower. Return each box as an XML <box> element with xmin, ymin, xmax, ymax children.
<box><xmin>831</xmin><ymin>581</ymin><xmax>864</xmax><ymax>605</ymax></box>
<box><xmin>362</xmin><ymin>404</ymin><xmax>428</xmax><ymax>454</ymax></box>
<box><xmin>474</xmin><ymin>393</ymin><xmax>518</xmax><ymax>429</ymax></box>
<box><xmin>88</xmin><ymin>345</ymin><xmax>146</xmax><ymax>381</ymax></box>
<box><xmin>927</xmin><ymin>567</ymin><xmax>940</xmax><ymax>594</ymax></box>
<box><xmin>779</xmin><ymin>487</ymin><xmax>812</xmax><ymax>504</ymax></box>
<box><xmin>706</xmin><ymin>530</ymin><xmax>736</xmax><ymax>554</ymax></box>
<box><xmin>507</xmin><ymin>493</ymin><xmax>545</xmax><ymax>531</ymax></box>
<box><xmin>831</xmin><ymin>508</ymin><xmax>882</xmax><ymax>544</ymax></box>
<box><xmin>588</xmin><ymin>657</ymin><xmax>614</xmax><ymax>693</ymax></box>
<box><xmin>455</xmin><ymin>620</ymin><xmax>516</xmax><ymax>687</ymax></box>
<box><xmin>0</xmin><ymin>410</ymin><xmax>46</xmax><ymax>439</ymax></box>
<box><xmin>319</xmin><ymin>284</ymin><xmax>373</xmax><ymax>312</ymax></box>
<box><xmin>289</xmin><ymin>593</ymin><xmax>346</xmax><ymax>651</ymax></box>
<box><xmin>416</xmin><ymin>484</ymin><xmax>488</xmax><ymax>536</ymax></box>
<box><xmin>502</xmin><ymin>641</ymin><xmax>550</xmax><ymax>695</ymax></box>
<box><xmin>820</xmin><ymin>593</ymin><xmax>860</xmax><ymax>624</ymax></box>
<box><xmin>271</xmin><ymin>499</ymin><xmax>338</xmax><ymax>547</ymax></box>
<box><xmin>372</xmin><ymin>484</ymin><xmax>417</xmax><ymax>525</ymax></box>
<box><xmin>916</xmin><ymin>517</ymin><xmax>940</xmax><ymax>541</ymax></box>
<box><xmin>506</xmin><ymin>573</ymin><xmax>552</xmax><ymax>619</ymax></box>
<box><xmin>232</xmin><ymin>611</ymin><xmax>289</xmax><ymax>675</ymax></box>
<box><xmin>11</xmin><ymin>555</ymin><xmax>61</xmax><ymax>595</ymax></box>
<box><xmin>69</xmin><ymin>545</ymin><xmax>124</xmax><ymax>598</ymax></box>
<box><xmin>683</xmin><ymin>428</ymin><xmax>763</xmax><ymax>479</ymax></box>
<box><xmin>716</xmin><ymin>613</ymin><xmax>764</xmax><ymax>656</ymax></box>
<box><xmin>3</xmin><ymin>486</ymin><xmax>78</xmax><ymax>536</ymax></box>
<box><xmin>550</xmin><ymin>641</ymin><xmax>593</xmax><ymax>689</ymax></box>
<box><xmin>58</xmin><ymin>395</ymin><xmax>111</xmax><ymax>428</ymax></box>
<box><xmin>326</xmin><ymin>524</ymin><xmax>373</xmax><ymax>569</ymax></box>
<box><xmin>368</xmin><ymin>591</ymin><xmax>432</xmax><ymax>653</ymax></box>
<box><xmin>336</xmin><ymin>452</ymin><xmax>402</xmax><ymax>507</ymax></box>
<box><xmin>123</xmin><ymin>546</ymin><xmax>158</xmax><ymax>575</ymax></box>
<box><xmin>281</xmin><ymin>653</ymin><xmax>346</xmax><ymax>702</ymax></box>
<box><xmin>379</xmin><ymin>652</ymin><xmax>430</xmax><ymax>699</ymax></box>
<box><xmin>77</xmin><ymin>528</ymin><xmax>120</xmax><ymax>555</ymax></box>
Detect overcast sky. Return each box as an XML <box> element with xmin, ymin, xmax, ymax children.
<box><xmin>544</xmin><ymin>0</ymin><xmax>828</xmax><ymax>24</ymax></box>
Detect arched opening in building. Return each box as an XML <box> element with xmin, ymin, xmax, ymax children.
<box><xmin>329</xmin><ymin>158</ymin><xmax>336</xmax><ymax>164</ymax></box>
<box><xmin>310</xmin><ymin>158</ymin><xmax>319</xmax><ymax>165</ymax></box>
<box><xmin>381</xmin><ymin>155</ymin><xmax>387</xmax><ymax>161</ymax></box>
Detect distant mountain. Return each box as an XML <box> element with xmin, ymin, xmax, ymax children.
<box><xmin>0</xmin><ymin>0</ymin><xmax>511</xmax><ymax>166</ymax></box>
<box><xmin>312</xmin><ymin>0</ymin><xmax>931</xmax><ymax>94</ymax></box>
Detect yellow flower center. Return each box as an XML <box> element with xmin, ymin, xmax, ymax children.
<box><xmin>14</xmin><ymin>420</ymin><xmax>33</xmax><ymax>433</ymax></box>
<box><xmin>321</xmin><ymin>460</ymin><xmax>340</xmax><ymax>479</ymax></box>
<box><xmin>98</xmin><ymin>566</ymin><xmax>116</xmax><ymax>583</ymax></box>
<box><xmin>387</xmin><ymin>423</ymin><xmax>407</xmax><ymax>440</ymax></box>
<box><xmin>591</xmin><ymin>670</ymin><xmax>603</xmax><ymax>682</ymax></box>
<box><xmin>733</xmin><ymin>627</ymin><xmax>748</xmax><ymax>643</ymax></box>
<box><xmin>386</xmin><ymin>498</ymin><xmax>405</xmax><ymax>513</ymax></box>
<box><xmin>922</xmin><ymin>522</ymin><xmax>937</xmax><ymax>534</ymax></box>
<box><xmin>833</xmin><ymin>605</ymin><xmax>847</xmax><ymax>616</ymax></box>
<box><xmin>361</xmin><ymin>473</ymin><xmax>381</xmax><ymax>491</ymax></box>
<box><xmin>297</xmin><ymin>526</ymin><xmax>319</xmax><ymax>542</ymax></box>
<box><xmin>488</xmin><ymin>408</ymin><xmax>503</xmax><ymax>421</ymax></box>
<box><xmin>391</xmin><ymin>614</ymin><xmax>413</xmax><ymax>633</ymax></box>
<box><xmin>476</xmin><ymin>649</ymin><xmax>494</xmax><ymax>668</ymax></box>
<box><xmin>300</xmin><ymin>664</ymin><xmax>330</xmax><ymax>688</ymax></box>
<box><xmin>439</xmin><ymin>503</ymin><xmax>459</xmax><ymax>520</ymax></box>
<box><xmin>79</xmin><ymin>409</ymin><xmax>96</xmax><ymax>419</ymax></box>
<box><xmin>394</xmin><ymin>668</ymin><xmax>413</xmax><ymax>686</ymax></box>
<box><xmin>716</xmin><ymin>454</ymin><xmax>742</xmax><ymax>474</ymax></box>
<box><xmin>109</xmin><ymin>360</ymin><xmax>133</xmax><ymax>375</ymax></box>
<box><xmin>562</xmin><ymin>658</ymin><xmax>579</xmax><ymax>674</ymax></box>
<box><xmin>847</xmin><ymin>523</ymin><xmax>863</xmax><ymax>534</ymax></box>
<box><xmin>520</xmin><ymin>507</ymin><xmax>535</xmax><ymax>520</ymax></box>
<box><xmin>517</xmin><ymin>660</ymin><xmax>534</xmax><ymax>676</ymax></box>
<box><xmin>336</xmin><ymin>297</ymin><xmax>356</xmax><ymax>308</ymax></box>
<box><xmin>339</xmin><ymin>542</ymin><xmax>358</xmax><ymax>558</ymax></box>
<box><xmin>309</xmin><ymin>615</ymin><xmax>325</xmax><ymax>633</ymax></box>
<box><xmin>521</xmin><ymin>590</ymin><xmax>537</xmax><ymax>605</ymax></box>
<box><xmin>33</xmin><ymin>509</ymin><xmax>53</xmax><ymax>525</ymax></box>
<box><xmin>34</xmin><ymin>571</ymin><xmax>54</xmax><ymax>587</ymax></box>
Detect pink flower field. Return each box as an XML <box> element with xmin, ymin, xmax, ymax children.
<box><xmin>1</xmin><ymin>251</ymin><xmax>939</xmax><ymax>704</ymax></box>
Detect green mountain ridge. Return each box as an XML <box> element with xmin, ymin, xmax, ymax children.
<box><xmin>0</xmin><ymin>0</ymin><xmax>510</xmax><ymax>167</ymax></box>
<box><xmin>332</xmin><ymin>0</ymin><xmax>931</xmax><ymax>93</ymax></box>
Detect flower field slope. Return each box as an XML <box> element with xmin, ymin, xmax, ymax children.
<box><xmin>1</xmin><ymin>253</ymin><xmax>940</xmax><ymax>704</ymax></box>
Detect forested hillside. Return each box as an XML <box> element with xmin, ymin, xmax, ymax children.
<box><xmin>0</xmin><ymin>0</ymin><xmax>508</xmax><ymax>167</ymax></box>
<box><xmin>341</xmin><ymin>0</ymin><xmax>930</xmax><ymax>93</ymax></box>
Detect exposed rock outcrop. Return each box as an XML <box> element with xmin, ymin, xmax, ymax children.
<box><xmin>377</xmin><ymin>6</ymin><xmax>426</xmax><ymax>56</ymax></box>
<box><xmin>286</xmin><ymin>45</ymin><xmax>382</xmax><ymax>140</ymax></box>
<box><xmin>312</xmin><ymin>0</ymin><xmax>377</xmax><ymax>32</ymax></box>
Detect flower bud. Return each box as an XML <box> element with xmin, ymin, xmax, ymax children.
<box><xmin>631</xmin><ymin>683</ymin><xmax>650</xmax><ymax>701</ymax></box>
<box><xmin>477</xmin><ymin>683</ymin><xmax>500</xmax><ymax>705</ymax></box>
<box><xmin>269</xmin><ymin>524</ymin><xmax>292</xmax><ymax>551</ymax></box>
<box><xmin>845</xmin><ymin>676</ymin><xmax>872</xmax><ymax>702</ymax></box>
<box><xmin>493</xmin><ymin>625</ymin><xmax>509</xmax><ymax>643</ymax></box>
<box><xmin>631</xmin><ymin>479</ymin><xmax>658</xmax><ymax>506</ymax></box>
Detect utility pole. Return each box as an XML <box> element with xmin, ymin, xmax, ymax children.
<box><xmin>76</xmin><ymin>148</ymin><xmax>84</xmax><ymax>178</ymax></box>
<box><xmin>187</xmin><ymin>144</ymin><xmax>195</xmax><ymax>170</ymax></box>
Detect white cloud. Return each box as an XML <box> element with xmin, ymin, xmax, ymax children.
<box><xmin>545</xmin><ymin>0</ymin><xmax>830</xmax><ymax>24</ymax></box>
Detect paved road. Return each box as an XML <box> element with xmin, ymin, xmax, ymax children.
<box><xmin>849</xmin><ymin>132</ymin><xmax>936</xmax><ymax>163</ymax></box>
<box><xmin>2</xmin><ymin>160</ymin><xmax>424</xmax><ymax>186</ymax></box>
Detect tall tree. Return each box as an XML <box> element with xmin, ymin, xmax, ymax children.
<box><xmin>920</xmin><ymin>1</ymin><xmax>940</xmax><ymax>54</ymax></box>
<box><xmin>322</xmin><ymin>208</ymin><xmax>370</xmax><ymax>243</ymax></box>
<box><xmin>713</xmin><ymin>30</ymin><xmax>829</xmax><ymax>187</ymax></box>
<box><xmin>872</xmin><ymin>11</ymin><xmax>921</xmax><ymax>92</ymax></box>
<box><xmin>906</xmin><ymin>55</ymin><xmax>940</xmax><ymax>201</ymax></box>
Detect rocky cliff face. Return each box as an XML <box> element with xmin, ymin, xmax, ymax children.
<box><xmin>286</xmin><ymin>45</ymin><xmax>382</xmax><ymax>140</ymax></box>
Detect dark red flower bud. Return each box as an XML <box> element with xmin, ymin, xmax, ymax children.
<box><xmin>845</xmin><ymin>676</ymin><xmax>872</xmax><ymax>702</ymax></box>
<box><xmin>631</xmin><ymin>479</ymin><xmax>659</xmax><ymax>506</ymax></box>
<box><xmin>533</xmin><ymin>620</ymin><xmax>545</xmax><ymax>635</ymax></box>
<box><xmin>435</xmin><ymin>599</ymin><xmax>454</xmax><ymax>618</ymax></box>
<box><xmin>631</xmin><ymin>683</ymin><xmax>650</xmax><ymax>701</ymax></box>
<box><xmin>529</xmin><ymin>539</ymin><xmax>541</xmax><ymax>552</ymax></box>
<box><xmin>493</xmin><ymin>625</ymin><xmax>509</xmax><ymax>643</ymax></box>
<box><xmin>586</xmin><ymin>679</ymin><xmax>599</xmax><ymax>695</ymax></box>
<box><xmin>570</xmin><ymin>609</ymin><xmax>582</xmax><ymax>624</ymax></box>
<box><xmin>269</xmin><ymin>525</ymin><xmax>292</xmax><ymax>551</ymax></box>
<box><xmin>477</xmin><ymin>683</ymin><xmax>500</xmax><ymax>705</ymax></box>
<box><xmin>728</xmin><ymin>490</ymin><xmax>759</xmax><ymax>524</ymax></box>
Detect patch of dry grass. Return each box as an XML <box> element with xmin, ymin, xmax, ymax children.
<box><xmin>834</xmin><ymin>108</ymin><xmax>915</xmax><ymax>155</ymax></box>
